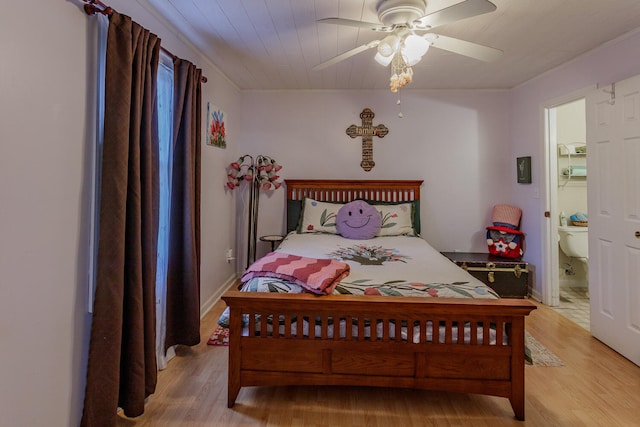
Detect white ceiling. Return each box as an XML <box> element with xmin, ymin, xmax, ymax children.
<box><xmin>145</xmin><ymin>0</ymin><xmax>640</xmax><ymax>91</ymax></box>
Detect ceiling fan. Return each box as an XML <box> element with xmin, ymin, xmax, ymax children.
<box><xmin>313</xmin><ymin>0</ymin><xmax>502</xmax><ymax>91</ymax></box>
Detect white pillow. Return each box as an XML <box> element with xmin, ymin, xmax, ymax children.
<box><xmin>297</xmin><ymin>198</ymin><xmax>343</xmax><ymax>234</ymax></box>
<box><xmin>376</xmin><ymin>202</ymin><xmax>416</xmax><ymax>236</ymax></box>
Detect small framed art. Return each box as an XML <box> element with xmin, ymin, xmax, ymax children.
<box><xmin>517</xmin><ymin>156</ymin><xmax>532</xmax><ymax>184</ymax></box>
<box><xmin>206</xmin><ymin>102</ymin><xmax>226</xmax><ymax>148</ymax></box>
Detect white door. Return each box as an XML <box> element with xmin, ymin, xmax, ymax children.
<box><xmin>586</xmin><ymin>75</ymin><xmax>640</xmax><ymax>366</ymax></box>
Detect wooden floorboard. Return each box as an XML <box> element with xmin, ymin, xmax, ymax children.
<box><xmin>117</xmin><ymin>299</ymin><xmax>640</xmax><ymax>426</ymax></box>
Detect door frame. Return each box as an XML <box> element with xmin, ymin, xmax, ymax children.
<box><xmin>540</xmin><ymin>86</ymin><xmax>594</xmax><ymax>306</ymax></box>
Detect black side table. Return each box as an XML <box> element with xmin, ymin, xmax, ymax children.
<box><xmin>260</xmin><ymin>235</ymin><xmax>284</xmax><ymax>251</ymax></box>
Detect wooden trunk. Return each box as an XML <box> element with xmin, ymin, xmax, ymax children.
<box><xmin>441</xmin><ymin>252</ymin><xmax>531</xmax><ymax>298</ymax></box>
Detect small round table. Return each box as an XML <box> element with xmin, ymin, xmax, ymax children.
<box><xmin>259</xmin><ymin>235</ymin><xmax>284</xmax><ymax>251</ymax></box>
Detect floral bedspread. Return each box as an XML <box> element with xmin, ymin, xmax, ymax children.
<box><xmin>218</xmin><ymin>233</ymin><xmax>499</xmax><ymax>328</ymax></box>
<box><xmin>271</xmin><ymin>232</ymin><xmax>499</xmax><ymax>299</ymax></box>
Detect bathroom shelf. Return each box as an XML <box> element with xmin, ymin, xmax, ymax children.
<box><xmin>558</xmin><ymin>143</ymin><xmax>587</xmax><ymax>183</ymax></box>
<box><xmin>561</xmin><ymin>169</ymin><xmax>587</xmax><ymax>178</ymax></box>
<box><xmin>558</xmin><ymin>143</ymin><xmax>586</xmax><ymax>156</ymax></box>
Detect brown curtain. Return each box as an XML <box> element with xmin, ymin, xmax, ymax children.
<box><xmin>81</xmin><ymin>12</ymin><xmax>160</xmax><ymax>427</ymax></box>
<box><xmin>163</xmin><ymin>59</ymin><xmax>202</xmax><ymax>349</ymax></box>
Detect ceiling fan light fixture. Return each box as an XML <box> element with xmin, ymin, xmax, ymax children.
<box><xmin>389</xmin><ymin>51</ymin><xmax>413</xmax><ymax>93</ymax></box>
<box><xmin>404</xmin><ymin>34</ymin><xmax>429</xmax><ymax>56</ymax></box>
<box><xmin>403</xmin><ymin>34</ymin><xmax>429</xmax><ymax>65</ymax></box>
<box><xmin>312</xmin><ymin>0</ymin><xmax>501</xmax><ymax>92</ymax></box>
<box><xmin>374</xmin><ymin>52</ymin><xmax>394</xmax><ymax>66</ymax></box>
<box><xmin>377</xmin><ymin>35</ymin><xmax>399</xmax><ymax>57</ymax></box>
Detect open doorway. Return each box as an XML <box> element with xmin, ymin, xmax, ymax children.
<box><xmin>544</xmin><ymin>98</ymin><xmax>590</xmax><ymax>331</ymax></box>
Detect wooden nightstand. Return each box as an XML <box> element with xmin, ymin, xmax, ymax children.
<box><xmin>441</xmin><ymin>252</ymin><xmax>531</xmax><ymax>298</ymax></box>
<box><xmin>259</xmin><ymin>235</ymin><xmax>284</xmax><ymax>251</ymax></box>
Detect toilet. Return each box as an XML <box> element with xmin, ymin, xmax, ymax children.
<box><xmin>558</xmin><ymin>225</ymin><xmax>589</xmax><ymax>273</ymax></box>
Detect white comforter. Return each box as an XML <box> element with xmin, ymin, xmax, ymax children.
<box><xmin>269</xmin><ymin>232</ymin><xmax>499</xmax><ymax>299</ymax></box>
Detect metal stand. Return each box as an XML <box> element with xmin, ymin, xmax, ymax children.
<box><xmin>246</xmin><ymin>179</ymin><xmax>260</xmax><ymax>269</ymax></box>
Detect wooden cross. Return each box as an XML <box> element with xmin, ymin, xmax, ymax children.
<box><xmin>346</xmin><ymin>108</ymin><xmax>389</xmax><ymax>171</ymax></box>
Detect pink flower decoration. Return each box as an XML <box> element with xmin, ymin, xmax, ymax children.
<box><xmin>225</xmin><ymin>155</ymin><xmax>283</xmax><ymax>191</ymax></box>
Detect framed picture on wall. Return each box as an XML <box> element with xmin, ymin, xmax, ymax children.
<box><xmin>206</xmin><ymin>102</ymin><xmax>226</xmax><ymax>148</ymax></box>
<box><xmin>517</xmin><ymin>156</ymin><xmax>532</xmax><ymax>184</ymax></box>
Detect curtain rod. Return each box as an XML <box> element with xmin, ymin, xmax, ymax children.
<box><xmin>83</xmin><ymin>0</ymin><xmax>208</xmax><ymax>83</ymax></box>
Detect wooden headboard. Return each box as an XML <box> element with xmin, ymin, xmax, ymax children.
<box><xmin>284</xmin><ymin>179</ymin><xmax>423</xmax><ymax>233</ymax></box>
<box><xmin>285</xmin><ymin>179</ymin><xmax>423</xmax><ymax>202</ymax></box>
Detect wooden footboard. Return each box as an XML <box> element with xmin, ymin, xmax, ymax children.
<box><xmin>222</xmin><ymin>290</ymin><xmax>536</xmax><ymax>420</ymax></box>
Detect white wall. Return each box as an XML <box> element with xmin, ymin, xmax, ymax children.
<box><xmin>510</xmin><ymin>29</ymin><xmax>640</xmax><ymax>298</ymax></box>
<box><xmin>236</xmin><ymin>90</ymin><xmax>513</xmax><ymax>263</ymax></box>
<box><xmin>0</xmin><ymin>3</ymin><xmax>90</xmax><ymax>425</ymax></box>
<box><xmin>0</xmin><ymin>1</ymin><xmax>238</xmax><ymax>425</ymax></box>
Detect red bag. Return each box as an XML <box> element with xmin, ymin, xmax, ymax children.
<box><xmin>486</xmin><ymin>205</ymin><xmax>525</xmax><ymax>259</ymax></box>
<box><xmin>486</xmin><ymin>227</ymin><xmax>524</xmax><ymax>259</ymax></box>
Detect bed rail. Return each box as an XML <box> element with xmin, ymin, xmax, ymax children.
<box><xmin>223</xmin><ymin>290</ymin><xmax>536</xmax><ymax>420</ymax></box>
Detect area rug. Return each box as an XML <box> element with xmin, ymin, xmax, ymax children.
<box><xmin>208</xmin><ymin>327</ymin><xmax>563</xmax><ymax>366</ymax></box>
<box><xmin>525</xmin><ymin>331</ymin><xmax>564</xmax><ymax>366</ymax></box>
<box><xmin>207</xmin><ymin>325</ymin><xmax>229</xmax><ymax>346</ymax></box>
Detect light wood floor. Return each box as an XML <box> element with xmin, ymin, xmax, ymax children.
<box><xmin>117</xmin><ymin>299</ymin><xmax>640</xmax><ymax>426</ymax></box>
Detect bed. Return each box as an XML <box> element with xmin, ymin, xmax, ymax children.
<box><xmin>221</xmin><ymin>179</ymin><xmax>536</xmax><ymax>420</ymax></box>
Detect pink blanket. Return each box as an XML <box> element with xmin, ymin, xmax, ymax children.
<box><xmin>241</xmin><ymin>252</ymin><xmax>350</xmax><ymax>295</ymax></box>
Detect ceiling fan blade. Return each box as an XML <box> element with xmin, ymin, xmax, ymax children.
<box><xmin>318</xmin><ymin>18</ymin><xmax>389</xmax><ymax>32</ymax></box>
<box><xmin>415</xmin><ymin>0</ymin><xmax>497</xmax><ymax>29</ymax></box>
<box><xmin>312</xmin><ymin>41</ymin><xmax>380</xmax><ymax>71</ymax></box>
<box><xmin>429</xmin><ymin>34</ymin><xmax>502</xmax><ymax>62</ymax></box>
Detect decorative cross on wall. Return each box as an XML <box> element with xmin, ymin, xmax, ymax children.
<box><xmin>346</xmin><ymin>108</ymin><xmax>389</xmax><ymax>172</ymax></box>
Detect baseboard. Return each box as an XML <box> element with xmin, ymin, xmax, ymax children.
<box><xmin>200</xmin><ymin>273</ymin><xmax>238</xmax><ymax>319</ymax></box>
<box><xmin>560</xmin><ymin>278</ymin><xmax>588</xmax><ymax>288</ymax></box>
<box><xmin>529</xmin><ymin>288</ymin><xmax>542</xmax><ymax>302</ymax></box>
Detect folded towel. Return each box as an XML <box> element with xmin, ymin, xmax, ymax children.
<box><xmin>241</xmin><ymin>252</ymin><xmax>350</xmax><ymax>295</ymax></box>
<box><xmin>570</xmin><ymin>212</ymin><xmax>588</xmax><ymax>222</ymax></box>
<box><xmin>564</xmin><ymin>166</ymin><xmax>587</xmax><ymax>176</ymax></box>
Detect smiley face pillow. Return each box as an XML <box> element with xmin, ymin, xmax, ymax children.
<box><xmin>336</xmin><ymin>200</ymin><xmax>382</xmax><ymax>240</ymax></box>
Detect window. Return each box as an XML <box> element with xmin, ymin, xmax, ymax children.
<box><xmin>87</xmin><ymin>13</ymin><xmax>108</xmax><ymax>313</ymax></box>
<box><xmin>155</xmin><ymin>53</ymin><xmax>174</xmax><ymax>368</ymax></box>
<box><xmin>89</xmin><ymin>29</ymin><xmax>176</xmax><ymax>367</ymax></box>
